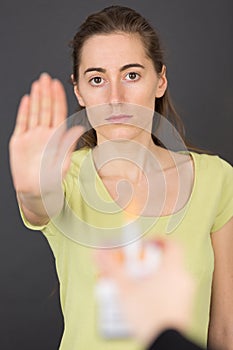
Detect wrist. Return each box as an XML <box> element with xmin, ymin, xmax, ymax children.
<box><xmin>17</xmin><ymin>188</ymin><xmax>64</xmax><ymax>218</ymax></box>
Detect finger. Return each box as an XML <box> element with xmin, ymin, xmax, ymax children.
<box><xmin>51</xmin><ymin>79</ymin><xmax>67</xmax><ymax>127</ymax></box>
<box><xmin>13</xmin><ymin>95</ymin><xmax>30</xmax><ymax>135</ymax></box>
<box><xmin>93</xmin><ymin>248</ymin><xmax>128</xmax><ymax>281</ymax></box>
<box><xmin>93</xmin><ymin>249</ymin><xmax>118</xmax><ymax>277</ymax></box>
<box><xmin>147</xmin><ymin>238</ymin><xmax>181</xmax><ymax>260</ymax></box>
<box><xmin>161</xmin><ymin>239</ymin><xmax>185</xmax><ymax>271</ymax></box>
<box><xmin>28</xmin><ymin>81</ymin><xmax>40</xmax><ymax>128</ymax></box>
<box><xmin>39</xmin><ymin>73</ymin><xmax>52</xmax><ymax>127</ymax></box>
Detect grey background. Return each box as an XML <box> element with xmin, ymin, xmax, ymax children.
<box><xmin>1</xmin><ymin>0</ymin><xmax>232</xmax><ymax>349</ymax></box>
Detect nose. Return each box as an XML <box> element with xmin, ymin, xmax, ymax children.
<box><xmin>108</xmin><ymin>80</ymin><xmax>125</xmax><ymax>105</ymax></box>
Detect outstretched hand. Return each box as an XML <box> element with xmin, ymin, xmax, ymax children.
<box><xmin>94</xmin><ymin>240</ymin><xmax>195</xmax><ymax>347</ymax></box>
<box><xmin>9</xmin><ymin>73</ymin><xmax>84</xmax><ymax>196</ymax></box>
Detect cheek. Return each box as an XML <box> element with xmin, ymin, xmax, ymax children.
<box><xmin>131</xmin><ymin>89</ymin><xmax>156</xmax><ymax>109</ymax></box>
<box><xmin>144</xmin><ymin>86</ymin><xmax>157</xmax><ymax>108</ymax></box>
<box><xmin>125</xmin><ymin>81</ymin><xmax>157</xmax><ymax>102</ymax></box>
<box><xmin>79</xmin><ymin>85</ymin><xmax>109</xmax><ymax>107</ymax></box>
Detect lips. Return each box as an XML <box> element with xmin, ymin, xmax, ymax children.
<box><xmin>105</xmin><ymin>114</ymin><xmax>133</xmax><ymax>123</ymax></box>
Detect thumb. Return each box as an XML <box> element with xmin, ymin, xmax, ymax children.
<box><xmin>60</xmin><ymin>125</ymin><xmax>85</xmax><ymax>174</ymax></box>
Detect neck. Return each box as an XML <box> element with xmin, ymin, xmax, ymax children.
<box><xmin>92</xmin><ymin>138</ymin><xmax>163</xmax><ymax>182</ymax></box>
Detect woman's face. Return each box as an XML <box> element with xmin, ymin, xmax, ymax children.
<box><xmin>74</xmin><ymin>33</ymin><xmax>167</xmax><ymax>142</ymax></box>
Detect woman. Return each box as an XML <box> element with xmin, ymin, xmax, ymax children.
<box><xmin>9</xmin><ymin>5</ymin><xmax>233</xmax><ymax>350</ymax></box>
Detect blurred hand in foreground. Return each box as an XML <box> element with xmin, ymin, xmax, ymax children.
<box><xmin>94</xmin><ymin>239</ymin><xmax>196</xmax><ymax>347</ymax></box>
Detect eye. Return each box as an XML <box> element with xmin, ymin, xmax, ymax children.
<box><xmin>125</xmin><ymin>72</ymin><xmax>140</xmax><ymax>81</ymax></box>
<box><xmin>89</xmin><ymin>76</ymin><xmax>104</xmax><ymax>86</ymax></box>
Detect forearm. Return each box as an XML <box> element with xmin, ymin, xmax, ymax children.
<box><xmin>208</xmin><ymin>321</ymin><xmax>233</xmax><ymax>350</ymax></box>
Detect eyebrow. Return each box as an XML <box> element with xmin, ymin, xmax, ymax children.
<box><xmin>84</xmin><ymin>63</ymin><xmax>145</xmax><ymax>75</ymax></box>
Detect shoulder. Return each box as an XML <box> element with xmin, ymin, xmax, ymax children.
<box><xmin>190</xmin><ymin>152</ymin><xmax>232</xmax><ymax>179</ymax></box>
<box><xmin>190</xmin><ymin>152</ymin><xmax>233</xmax><ymax>221</ymax></box>
<box><xmin>70</xmin><ymin>147</ymin><xmax>91</xmax><ymax>165</ymax></box>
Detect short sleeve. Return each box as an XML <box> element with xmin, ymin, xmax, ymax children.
<box><xmin>18</xmin><ymin>201</ymin><xmax>48</xmax><ymax>231</ymax></box>
<box><xmin>211</xmin><ymin>157</ymin><xmax>233</xmax><ymax>232</ymax></box>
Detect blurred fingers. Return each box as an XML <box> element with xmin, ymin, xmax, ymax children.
<box><xmin>93</xmin><ymin>249</ymin><xmax>117</xmax><ymax>277</ymax></box>
<box><xmin>60</xmin><ymin>126</ymin><xmax>85</xmax><ymax>173</ymax></box>
<box><xmin>51</xmin><ymin>79</ymin><xmax>68</xmax><ymax>127</ymax></box>
<box><xmin>13</xmin><ymin>95</ymin><xmax>30</xmax><ymax>135</ymax></box>
<box><xmin>28</xmin><ymin>81</ymin><xmax>40</xmax><ymax>128</ymax></box>
<box><xmin>14</xmin><ymin>74</ymin><xmax>68</xmax><ymax>133</ymax></box>
<box><xmin>39</xmin><ymin>73</ymin><xmax>52</xmax><ymax>127</ymax></box>
<box><xmin>162</xmin><ymin>239</ymin><xmax>184</xmax><ymax>267</ymax></box>
<box><xmin>93</xmin><ymin>248</ymin><xmax>129</xmax><ymax>281</ymax></box>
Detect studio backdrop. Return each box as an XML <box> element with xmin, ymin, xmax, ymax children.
<box><xmin>1</xmin><ymin>0</ymin><xmax>232</xmax><ymax>349</ymax></box>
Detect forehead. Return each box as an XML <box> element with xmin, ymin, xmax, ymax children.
<box><xmin>79</xmin><ymin>33</ymin><xmax>150</xmax><ymax>70</ymax></box>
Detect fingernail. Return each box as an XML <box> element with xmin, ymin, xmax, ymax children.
<box><xmin>40</xmin><ymin>72</ymin><xmax>49</xmax><ymax>78</ymax></box>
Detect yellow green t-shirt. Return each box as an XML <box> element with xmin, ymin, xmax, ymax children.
<box><xmin>19</xmin><ymin>148</ymin><xmax>233</xmax><ymax>349</ymax></box>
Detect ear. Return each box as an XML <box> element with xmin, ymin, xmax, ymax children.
<box><xmin>71</xmin><ymin>74</ymin><xmax>86</xmax><ymax>107</ymax></box>
<box><xmin>155</xmin><ymin>65</ymin><xmax>168</xmax><ymax>98</ymax></box>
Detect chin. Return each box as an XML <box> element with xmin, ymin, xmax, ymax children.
<box><xmin>96</xmin><ymin>124</ymin><xmax>143</xmax><ymax>142</ymax></box>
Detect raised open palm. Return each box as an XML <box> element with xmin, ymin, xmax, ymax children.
<box><xmin>9</xmin><ymin>73</ymin><xmax>83</xmax><ymax>198</ymax></box>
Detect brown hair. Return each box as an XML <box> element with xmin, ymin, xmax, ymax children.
<box><xmin>70</xmin><ymin>5</ymin><xmax>210</xmax><ymax>153</ymax></box>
